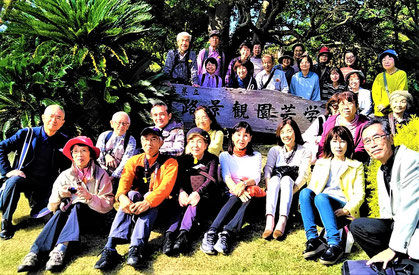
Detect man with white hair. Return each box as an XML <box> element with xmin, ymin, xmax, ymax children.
<box><xmin>163</xmin><ymin>31</ymin><xmax>198</xmax><ymax>85</ymax></box>
<box><xmin>96</xmin><ymin>111</ymin><xmax>137</xmax><ymax>194</ymax></box>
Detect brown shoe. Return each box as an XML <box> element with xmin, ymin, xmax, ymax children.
<box><xmin>262</xmin><ymin>230</ymin><xmax>273</xmax><ymax>239</ymax></box>
<box><xmin>273</xmin><ymin>229</ymin><xmax>283</xmax><ymax>239</ymax></box>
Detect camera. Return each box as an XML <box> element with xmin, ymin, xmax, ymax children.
<box><xmin>68</xmin><ymin>187</ymin><xmax>77</xmax><ymax>194</ymax></box>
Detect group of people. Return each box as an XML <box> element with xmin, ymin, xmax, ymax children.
<box><xmin>0</xmin><ymin>34</ymin><xmax>417</xmax><ymax>272</ymax></box>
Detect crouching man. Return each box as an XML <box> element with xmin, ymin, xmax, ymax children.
<box><xmin>94</xmin><ymin>127</ymin><xmax>178</xmax><ymax>270</ymax></box>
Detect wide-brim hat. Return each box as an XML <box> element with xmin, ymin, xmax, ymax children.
<box><xmin>63</xmin><ymin>136</ymin><xmax>100</xmax><ymax>161</ymax></box>
<box><xmin>378</xmin><ymin>49</ymin><xmax>398</xmax><ymax>63</ymax></box>
<box><xmin>345</xmin><ymin>70</ymin><xmax>365</xmax><ymax>82</ymax></box>
<box><xmin>278</xmin><ymin>51</ymin><xmax>294</xmax><ymax>65</ymax></box>
<box><xmin>187</xmin><ymin>127</ymin><xmax>211</xmax><ymax>144</ymax></box>
<box><xmin>141</xmin><ymin>127</ymin><xmax>163</xmax><ymax>139</ymax></box>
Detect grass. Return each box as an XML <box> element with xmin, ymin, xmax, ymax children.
<box><xmin>0</xmin><ymin>144</ymin><xmax>368</xmax><ymax>274</ymax></box>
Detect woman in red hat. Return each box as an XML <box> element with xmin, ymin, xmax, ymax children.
<box><xmin>17</xmin><ymin>136</ymin><xmax>114</xmax><ymax>272</ymax></box>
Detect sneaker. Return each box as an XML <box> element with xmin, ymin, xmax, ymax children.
<box><xmin>94</xmin><ymin>248</ymin><xmax>122</xmax><ymax>270</ymax></box>
<box><xmin>214</xmin><ymin>231</ymin><xmax>230</xmax><ymax>255</ymax></box>
<box><xmin>45</xmin><ymin>249</ymin><xmax>65</xmax><ymax>271</ymax></box>
<box><xmin>319</xmin><ymin>244</ymin><xmax>344</xmax><ymax>265</ymax></box>
<box><xmin>173</xmin><ymin>230</ymin><xmax>189</xmax><ymax>253</ymax></box>
<box><xmin>162</xmin><ymin>231</ymin><xmax>174</xmax><ymax>255</ymax></box>
<box><xmin>303</xmin><ymin>237</ymin><xmax>326</xmax><ymax>259</ymax></box>
<box><xmin>126</xmin><ymin>245</ymin><xmax>144</xmax><ymax>268</ymax></box>
<box><xmin>200</xmin><ymin>231</ymin><xmax>217</xmax><ymax>255</ymax></box>
<box><xmin>17</xmin><ymin>252</ymin><xmax>38</xmax><ymax>272</ymax></box>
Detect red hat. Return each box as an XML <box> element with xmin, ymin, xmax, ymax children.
<box><xmin>318</xmin><ymin>46</ymin><xmax>332</xmax><ymax>58</ymax></box>
<box><xmin>63</xmin><ymin>136</ymin><xmax>100</xmax><ymax>161</ymax></box>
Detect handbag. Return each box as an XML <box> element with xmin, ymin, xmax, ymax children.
<box><xmin>245</xmin><ymin>185</ymin><xmax>266</xmax><ymax>197</ymax></box>
<box><xmin>342</xmin><ymin>259</ymin><xmax>416</xmax><ymax>275</ymax></box>
<box><xmin>271</xmin><ymin>165</ymin><xmax>299</xmax><ymax>182</ymax></box>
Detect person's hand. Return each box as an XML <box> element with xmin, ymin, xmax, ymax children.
<box><xmin>6</xmin><ymin>169</ymin><xmax>26</xmax><ymax>178</ymax></box>
<box><xmin>334</xmin><ymin>208</ymin><xmax>349</xmax><ymax>217</ymax></box>
<box><xmin>366</xmin><ymin>248</ymin><xmax>396</xmax><ymax>269</ymax></box>
<box><xmin>178</xmin><ymin>191</ymin><xmax>189</xmax><ymax>207</ymax></box>
<box><xmin>377</xmin><ymin>104</ymin><xmax>388</xmax><ymax>112</ymax></box>
<box><xmin>192</xmin><ymin>84</ymin><xmax>200</xmax><ymax>88</ymax></box>
<box><xmin>105</xmin><ymin>154</ymin><xmax>117</xmax><ymax>169</ymax></box>
<box><xmin>188</xmin><ymin>192</ymin><xmax>200</xmax><ymax>207</ymax></box>
<box><xmin>120</xmin><ymin>198</ymin><xmax>133</xmax><ymax>214</ymax></box>
<box><xmin>76</xmin><ymin>185</ymin><xmax>92</xmax><ymax>201</ymax></box>
<box><xmin>130</xmin><ymin>200</ymin><xmax>151</xmax><ymax>215</ymax></box>
<box><xmin>239</xmin><ymin>190</ymin><xmax>251</xmax><ymax>202</ymax></box>
<box><xmin>233</xmin><ymin>181</ymin><xmax>246</xmax><ymax>197</ymax></box>
<box><xmin>59</xmin><ymin>185</ymin><xmax>72</xmax><ymax>198</ymax></box>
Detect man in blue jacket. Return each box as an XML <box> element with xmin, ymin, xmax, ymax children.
<box><xmin>0</xmin><ymin>105</ymin><xmax>68</xmax><ymax>239</ymax></box>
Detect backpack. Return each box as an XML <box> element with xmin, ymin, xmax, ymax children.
<box><xmin>104</xmin><ymin>131</ymin><xmax>131</xmax><ymax>152</ymax></box>
<box><xmin>200</xmin><ymin>73</ymin><xmax>220</xmax><ymax>87</ymax></box>
<box><xmin>203</xmin><ymin>49</ymin><xmax>225</xmax><ymax>77</ymax></box>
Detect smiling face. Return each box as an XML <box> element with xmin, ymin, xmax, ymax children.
<box><xmin>240</xmin><ymin>46</ymin><xmax>251</xmax><ymax>60</ymax></box>
<box><xmin>330</xmin><ymin>70</ymin><xmax>340</xmax><ymax>83</ymax></box>
<box><xmin>232</xmin><ymin>128</ymin><xmax>252</xmax><ymax>150</ymax></box>
<box><xmin>141</xmin><ymin>133</ymin><xmax>163</xmax><ymax>156</ymax></box>
<box><xmin>282</xmin><ymin>57</ymin><xmax>291</xmax><ymax>68</ymax></box>
<box><xmin>382</xmin><ymin>55</ymin><xmax>396</xmax><ymax>71</ymax></box>
<box><xmin>299</xmin><ymin>57</ymin><xmax>310</xmax><ymax>73</ymax></box>
<box><xmin>205</xmin><ymin>61</ymin><xmax>217</xmax><ymax>75</ymax></box>
<box><xmin>71</xmin><ymin>145</ymin><xmax>91</xmax><ymax>169</ymax></box>
<box><xmin>349</xmin><ymin>73</ymin><xmax>360</xmax><ymax>91</ymax></box>
<box><xmin>177</xmin><ymin>35</ymin><xmax>190</xmax><ymax>54</ymax></box>
<box><xmin>330</xmin><ymin>135</ymin><xmax>348</xmax><ymax>159</ymax></box>
<box><xmin>151</xmin><ymin>105</ymin><xmax>172</xmax><ymax>129</ymax></box>
<box><xmin>42</xmin><ymin>105</ymin><xmax>65</xmax><ymax>136</ymax></box>
<box><xmin>391</xmin><ymin>95</ymin><xmax>408</xmax><ymax>115</ymax></box>
<box><xmin>110</xmin><ymin>113</ymin><xmax>130</xmax><ymax>136</ymax></box>
<box><xmin>280</xmin><ymin>124</ymin><xmax>295</xmax><ymax>149</ymax></box>
<box><xmin>344</xmin><ymin>52</ymin><xmax>356</xmax><ymax>66</ymax></box>
<box><xmin>195</xmin><ymin>109</ymin><xmax>212</xmax><ymax>131</ymax></box>
<box><xmin>262</xmin><ymin>56</ymin><xmax>273</xmax><ymax>73</ymax></box>
<box><xmin>237</xmin><ymin>65</ymin><xmax>248</xmax><ymax>80</ymax></box>
<box><xmin>188</xmin><ymin>135</ymin><xmax>208</xmax><ymax>159</ymax></box>
<box><xmin>319</xmin><ymin>54</ymin><xmax>329</xmax><ymax>63</ymax></box>
<box><xmin>362</xmin><ymin>123</ymin><xmax>393</xmax><ymax>164</ymax></box>
<box><xmin>253</xmin><ymin>44</ymin><xmax>262</xmax><ymax>57</ymax></box>
<box><xmin>294</xmin><ymin>46</ymin><xmax>304</xmax><ymax>60</ymax></box>
<box><xmin>338</xmin><ymin>99</ymin><xmax>356</xmax><ymax>121</ymax></box>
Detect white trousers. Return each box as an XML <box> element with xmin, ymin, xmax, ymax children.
<box><xmin>265</xmin><ymin>175</ymin><xmax>294</xmax><ymax>218</ymax></box>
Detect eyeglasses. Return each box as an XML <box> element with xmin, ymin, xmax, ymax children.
<box><xmin>47</xmin><ymin>115</ymin><xmax>64</xmax><ymax>121</ymax></box>
<box><xmin>114</xmin><ymin>122</ymin><xmax>130</xmax><ymax>127</ymax></box>
<box><xmin>72</xmin><ymin>148</ymin><xmax>90</xmax><ymax>155</ymax></box>
<box><xmin>363</xmin><ymin>134</ymin><xmax>388</xmax><ymax>146</ymax></box>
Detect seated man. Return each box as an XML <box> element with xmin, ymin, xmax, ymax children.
<box><xmin>163</xmin><ymin>31</ymin><xmax>198</xmax><ymax>85</ymax></box>
<box><xmin>0</xmin><ymin>105</ymin><xmax>68</xmax><ymax>239</ymax></box>
<box><xmin>94</xmin><ymin>127</ymin><xmax>178</xmax><ymax>269</ymax></box>
<box><xmin>197</xmin><ymin>30</ymin><xmax>225</xmax><ymax>79</ymax></box>
<box><xmin>255</xmin><ymin>54</ymin><xmax>289</xmax><ymax>92</ymax></box>
<box><xmin>350</xmin><ymin>119</ymin><xmax>419</xmax><ymax>269</ymax></box>
<box><xmin>96</xmin><ymin>111</ymin><xmax>137</xmax><ymax>193</ymax></box>
<box><xmin>150</xmin><ymin>101</ymin><xmax>185</xmax><ymax>157</ymax></box>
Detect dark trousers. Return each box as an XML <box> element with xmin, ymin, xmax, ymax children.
<box><xmin>30</xmin><ymin>203</ymin><xmax>105</xmax><ymax>254</ymax></box>
<box><xmin>0</xmin><ymin>176</ymin><xmax>51</xmax><ymax>221</ymax></box>
<box><xmin>209</xmin><ymin>195</ymin><xmax>251</xmax><ymax>234</ymax></box>
<box><xmin>350</xmin><ymin>217</ymin><xmax>393</xmax><ymax>258</ymax></box>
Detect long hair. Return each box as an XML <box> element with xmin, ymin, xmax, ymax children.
<box><xmin>227</xmin><ymin>121</ymin><xmax>254</xmax><ymax>156</ymax></box>
<box><xmin>275</xmin><ymin>118</ymin><xmax>304</xmax><ymax>147</ymax></box>
<box><xmin>329</xmin><ymin>66</ymin><xmax>345</xmax><ymax>85</ymax></box>
<box><xmin>323</xmin><ymin>126</ymin><xmax>354</xmax><ymax>159</ymax></box>
<box><xmin>194</xmin><ymin>106</ymin><xmax>223</xmax><ymax>131</ymax></box>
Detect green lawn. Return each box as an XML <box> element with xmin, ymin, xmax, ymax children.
<box><xmin>0</xmin><ymin>144</ymin><xmax>369</xmax><ymax>274</ymax></box>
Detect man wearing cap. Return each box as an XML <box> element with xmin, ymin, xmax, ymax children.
<box><xmin>371</xmin><ymin>49</ymin><xmax>408</xmax><ymax>116</ymax></box>
<box><xmin>255</xmin><ymin>54</ymin><xmax>289</xmax><ymax>92</ymax></box>
<box><xmin>291</xmin><ymin>43</ymin><xmax>305</xmax><ymax>72</ymax></box>
<box><xmin>350</xmin><ymin>119</ymin><xmax>419</xmax><ymax>271</ymax></box>
<box><xmin>96</xmin><ymin>111</ymin><xmax>137</xmax><ymax>193</ymax></box>
<box><xmin>163</xmin><ymin>31</ymin><xmax>198</xmax><ymax>85</ymax></box>
<box><xmin>197</xmin><ymin>30</ymin><xmax>225</xmax><ymax>78</ymax></box>
<box><xmin>94</xmin><ymin>127</ymin><xmax>178</xmax><ymax>269</ymax></box>
<box><xmin>17</xmin><ymin>136</ymin><xmax>114</xmax><ymax>272</ymax></box>
<box><xmin>0</xmin><ymin>105</ymin><xmax>68</xmax><ymax>240</ymax></box>
<box><xmin>250</xmin><ymin>42</ymin><xmax>263</xmax><ymax>77</ymax></box>
<box><xmin>225</xmin><ymin>41</ymin><xmax>254</xmax><ymax>87</ymax></box>
<box><xmin>313</xmin><ymin>46</ymin><xmax>333</xmax><ymax>92</ymax></box>
<box><xmin>150</xmin><ymin>101</ymin><xmax>185</xmax><ymax>157</ymax></box>
<box><xmin>274</xmin><ymin>51</ymin><xmax>296</xmax><ymax>88</ymax></box>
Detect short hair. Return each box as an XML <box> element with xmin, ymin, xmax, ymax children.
<box><xmin>44</xmin><ymin>104</ymin><xmax>65</xmax><ymax>117</ymax></box>
<box><xmin>323</xmin><ymin>126</ymin><xmax>355</xmax><ymax>159</ymax></box>
<box><xmin>112</xmin><ymin>111</ymin><xmax>131</xmax><ymax>123</ymax></box>
<box><xmin>233</xmin><ymin>59</ymin><xmax>252</xmax><ymax>73</ymax></box>
<box><xmin>325</xmin><ymin>93</ymin><xmax>340</xmax><ymax>116</ymax></box>
<box><xmin>361</xmin><ymin>118</ymin><xmax>392</xmax><ymax>137</ymax></box>
<box><xmin>275</xmin><ymin>118</ymin><xmax>304</xmax><ymax>146</ymax></box>
<box><xmin>177</xmin><ymin>31</ymin><xmax>191</xmax><ymax>42</ymax></box>
<box><xmin>292</xmin><ymin>43</ymin><xmax>305</xmax><ymax>53</ymax></box>
<box><xmin>194</xmin><ymin>105</ymin><xmax>223</xmax><ymax>131</ymax></box>
<box><xmin>262</xmin><ymin>54</ymin><xmax>274</xmax><ymax>62</ymax></box>
<box><xmin>338</xmin><ymin>91</ymin><xmax>359</xmax><ymax>109</ymax></box>
<box><xmin>343</xmin><ymin>49</ymin><xmax>361</xmax><ymax>68</ymax></box>
<box><xmin>297</xmin><ymin>55</ymin><xmax>313</xmax><ymax>70</ymax></box>
<box><xmin>151</xmin><ymin>101</ymin><xmax>171</xmax><ymax>114</ymax></box>
<box><xmin>227</xmin><ymin>121</ymin><xmax>254</xmax><ymax>156</ymax></box>
<box><xmin>204</xmin><ymin>57</ymin><xmax>218</xmax><ymax>70</ymax></box>
<box><xmin>329</xmin><ymin>66</ymin><xmax>345</xmax><ymax>85</ymax></box>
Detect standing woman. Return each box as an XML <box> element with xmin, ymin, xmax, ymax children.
<box><xmin>340</xmin><ymin>49</ymin><xmax>364</xmax><ymax>79</ymax></box>
<box><xmin>321</xmin><ymin>66</ymin><xmax>346</xmax><ymax>100</ymax></box>
<box><xmin>299</xmin><ymin>126</ymin><xmax>365</xmax><ymax>265</ymax></box>
<box><xmin>17</xmin><ymin>137</ymin><xmax>114</xmax><ymax>272</ymax></box>
<box><xmin>193</xmin><ymin>106</ymin><xmax>224</xmax><ymax>156</ymax></box>
<box><xmin>346</xmin><ymin>70</ymin><xmax>373</xmax><ymax>117</ymax></box>
<box><xmin>263</xmin><ymin>118</ymin><xmax>311</xmax><ymax>239</ymax></box>
<box><xmin>200</xmin><ymin>121</ymin><xmax>262</xmax><ymax>255</ymax></box>
<box><xmin>290</xmin><ymin>55</ymin><xmax>321</xmax><ymax>101</ymax></box>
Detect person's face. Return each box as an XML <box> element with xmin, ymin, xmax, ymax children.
<box><xmin>110</xmin><ymin>114</ymin><xmax>130</xmax><ymax>136</ymax></box>
<box><xmin>282</xmin><ymin>57</ymin><xmax>291</xmax><ymax>68</ymax></box>
<box><xmin>232</xmin><ymin>128</ymin><xmax>252</xmax><ymax>150</ymax></box>
<box><xmin>280</xmin><ymin>124</ymin><xmax>296</xmax><ymax>149</ymax></box>
<box><xmin>330</xmin><ymin>135</ymin><xmax>348</xmax><ymax>159</ymax></box>
<box><xmin>71</xmin><ymin>145</ymin><xmax>91</xmax><ymax>169</ymax></box>
<box><xmin>237</xmin><ymin>65</ymin><xmax>248</xmax><ymax>80</ymax></box>
<box><xmin>362</xmin><ymin>124</ymin><xmax>393</xmax><ymax>164</ymax></box>
<box><xmin>262</xmin><ymin>56</ymin><xmax>273</xmax><ymax>72</ymax></box>
<box><xmin>382</xmin><ymin>55</ymin><xmax>396</xmax><ymax>71</ymax></box>
<box><xmin>299</xmin><ymin>57</ymin><xmax>310</xmax><ymax>72</ymax></box>
<box><xmin>205</xmin><ymin>61</ymin><xmax>217</xmax><ymax>75</ymax></box>
<box><xmin>177</xmin><ymin>35</ymin><xmax>190</xmax><ymax>53</ymax></box>
<box><xmin>42</xmin><ymin>106</ymin><xmax>65</xmax><ymax>135</ymax></box>
<box><xmin>391</xmin><ymin>95</ymin><xmax>408</xmax><ymax>115</ymax></box>
<box><xmin>253</xmin><ymin>44</ymin><xmax>262</xmax><ymax>56</ymax></box>
<box><xmin>344</xmin><ymin>52</ymin><xmax>356</xmax><ymax>66</ymax></box>
<box><xmin>294</xmin><ymin>46</ymin><xmax>303</xmax><ymax>59</ymax></box>
<box><xmin>240</xmin><ymin>46</ymin><xmax>251</xmax><ymax>60</ymax></box>
<box><xmin>209</xmin><ymin>35</ymin><xmax>219</xmax><ymax>48</ymax></box>
<box><xmin>338</xmin><ymin>99</ymin><xmax>356</xmax><ymax>121</ymax></box>
<box><xmin>195</xmin><ymin>109</ymin><xmax>212</xmax><ymax>131</ymax></box>
<box><xmin>151</xmin><ymin>105</ymin><xmax>172</xmax><ymax>129</ymax></box>
<box><xmin>141</xmin><ymin>133</ymin><xmax>163</xmax><ymax>156</ymax></box>
<box><xmin>349</xmin><ymin>74</ymin><xmax>360</xmax><ymax>91</ymax></box>
<box><xmin>188</xmin><ymin>135</ymin><xmax>208</xmax><ymax>158</ymax></box>
<box><xmin>330</xmin><ymin>70</ymin><xmax>340</xmax><ymax>83</ymax></box>
<box><xmin>319</xmin><ymin>54</ymin><xmax>328</xmax><ymax>63</ymax></box>
<box><xmin>329</xmin><ymin>102</ymin><xmax>339</xmax><ymax>116</ymax></box>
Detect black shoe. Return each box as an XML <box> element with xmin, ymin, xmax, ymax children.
<box><xmin>303</xmin><ymin>237</ymin><xmax>326</xmax><ymax>259</ymax></box>
<box><xmin>126</xmin><ymin>245</ymin><xmax>144</xmax><ymax>268</ymax></box>
<box><xmin>162</xmin><ymin>231</ymin><xmax>175</xmax><ymax>255</ymax></box>
<box><xmin>0</xmin><ymin>219</ymin><xmax>14</xmax><ymax>240</ymax></box>
<box><xmin>94</xmin><ymin>248</ymin><xmax>122</xmax><ymax>270</ymax></box>
<box><xmin>319</xmin><ymin>244</ymin><xmax>344</xmax><ymax>265</ymax></box>
<box><xmin>173</xmin><ymin>230</ymin><xmax>189</xmax><ymax>253</ymax></box>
